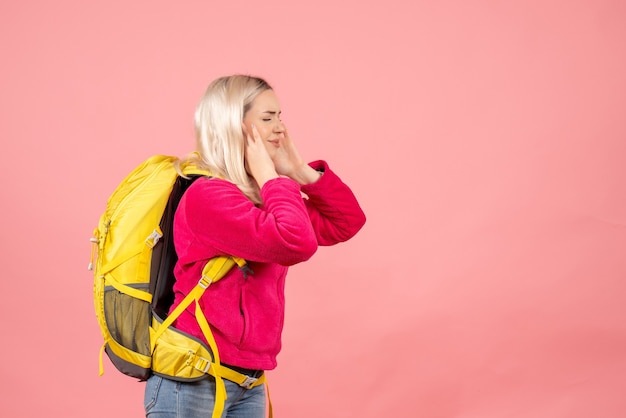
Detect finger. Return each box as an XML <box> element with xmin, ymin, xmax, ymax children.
<box><xmin>251</xmin><ymin>123</ymin><xmax>263</xmax><ymax>142</ymax></box>
<box><xmin>282</xmin><ymin>126</ymin><xmax>293</xmax><ymax>143</ymax></box>
<box><xmin>242</xmin><ymin>123</ymin><xmax>253</xmax><ymax>145</ymax></box>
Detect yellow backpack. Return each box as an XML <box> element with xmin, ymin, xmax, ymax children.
<box><xmin>89</xmin><ymin>155</ymin><xmax>266</xmax><ymax>418</ymax></box>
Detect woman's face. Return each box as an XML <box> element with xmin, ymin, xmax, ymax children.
<box><xmin>242</xmin><ymin>89</ymin><xmax>285</xmax><ymax>158</ymax></box>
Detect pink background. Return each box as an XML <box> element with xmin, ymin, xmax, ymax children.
<box><xmin>1</xmin><ymin>1</ymin><xmax>625</xmax><ymax>417</ymax></box>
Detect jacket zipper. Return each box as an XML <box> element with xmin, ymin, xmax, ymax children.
<box><xmin>239</xmin><ymin>280</ymin><xmax>247</xmax><ymax>346</ymax></box>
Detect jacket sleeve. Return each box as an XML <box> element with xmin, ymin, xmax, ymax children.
<box><xmin>178</xmin><ymin>177</ymin><xmax>318</xmax><ymax>266</ymax></box>
<box><xmin>301</xmin><ymin>160</ymin><xmax>366</xmax><ymax>246</ymax></box>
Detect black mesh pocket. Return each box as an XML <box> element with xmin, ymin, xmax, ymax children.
<box><xmin>104</xmin><ymin>284</ymin><xmax>151</xmax><ymax>356</ymax></box>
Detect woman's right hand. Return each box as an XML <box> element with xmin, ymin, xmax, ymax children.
<box><xmin>244</xmin><ymin>124</ymin><xmax>279</xmax><ymax>188</ymax></box>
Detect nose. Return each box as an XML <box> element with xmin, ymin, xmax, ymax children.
<box><xmin>273</xmin><ymin>120</ymin><xmax>285</xmax><ymax>133</ymax></box>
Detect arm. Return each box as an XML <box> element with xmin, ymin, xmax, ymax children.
<box><xmin>178</xmin><ymin>177</ymin><xmax>318</xmax><ymax>266</ymax></box>
<box><xmin>301</xmin><ymin>160</ymin><xmax>366</xmax><ymax>246</ymax></box>
<box><xmin>267</xmin><ymin>126</ymin><xmax>366</xmax><ymax>245</ymax></box>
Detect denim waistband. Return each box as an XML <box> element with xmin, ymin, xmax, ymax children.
<box><xmin>222</xmin><ymin>363</ymin><xmax>264</xmax><ymax>378</ymax></box>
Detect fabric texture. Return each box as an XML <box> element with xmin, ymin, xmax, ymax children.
<box><xmin>170</xmin><ymin>160</ymin><xmax>366</xmax><ymax>370</ymax></box>
<box><xmin>144</xmin><ymin>374</ymin><xmax>266</xmax><ymax>418</ymax></box>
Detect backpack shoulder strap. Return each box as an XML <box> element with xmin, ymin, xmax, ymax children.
<box><xmin>151</xmin><ymin>256</ymin><xmax>249</xmax><ymax>346</ymax></box>
<box><xmin>178</xmin><ymin>155</ymin><xmax>214</xmax><ymax>178</ymax></box>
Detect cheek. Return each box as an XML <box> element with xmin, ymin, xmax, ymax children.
<box><xmin>257</xmin><ymin>125</ymin><xmax>273</xmax><ymax>140</ymax></box>
<box><xmin>263</xmin><ymin>140</ymin><xmax>276</xmax><ymax>157</ymax></box>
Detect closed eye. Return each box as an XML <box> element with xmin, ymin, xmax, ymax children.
<box><xmin>262</xmin><ymin>110</ymin><xmax>281</xmax><ymax>120</ymax></box>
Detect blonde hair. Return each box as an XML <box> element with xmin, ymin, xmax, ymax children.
<box><xmin>181</xmin><ymin>75</ymin><xmax>272</xmax><ymax>203</ymax></box>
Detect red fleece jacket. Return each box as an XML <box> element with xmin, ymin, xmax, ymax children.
<box><xmin>171</xmin><ymin>160</ymin><xmax>366</xmax><ymax>370</ymax></box>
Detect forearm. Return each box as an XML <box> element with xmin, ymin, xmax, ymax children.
<box><xmin>301</xmin><ymin>161</ymin><xmax>366</xmax><ymax>245</ymax></box>
<box><xmin>286</xmin><ymin>163</ymin><xmax>322</xmax><ymax>185</ymax></box>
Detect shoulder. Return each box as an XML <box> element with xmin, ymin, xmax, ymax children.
<box><xmin>182</xmin><ymin>177</ymin><xmax>250</xmax><ymax>210</ymax></box>
<box><xmin>187</xmin><ymin>176</ymin><xmax>239</xmax><ymax>193</ymax></box>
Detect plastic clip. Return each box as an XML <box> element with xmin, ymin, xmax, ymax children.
<box><xmin>145</xmin><ymin>229</ymin><xmax>163</xmax><ymax>248</ymax></box>
<box><xmin>239</xmin><ymin>376</ymin><xmax>258</xmax><ymax>390</ymax></box>
<box><xmin>194</xmin><ymin>356</ymin><xmax>212</xmax><ymax>374</ymax></box>
<box><xmin>199</xmin><ymin>276</ymin><xmax>213</xmax><ymax>289</ymax></box>
<box><xmin>238</xmin><ymin>264</ymin><xmax>254</xmax><ymax>279</ymax></box>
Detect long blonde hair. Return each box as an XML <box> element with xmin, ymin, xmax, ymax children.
<box><xmin>181</xmin><ymin>75</ymin><xmax>272</xmax><ymax>203</ymax></box>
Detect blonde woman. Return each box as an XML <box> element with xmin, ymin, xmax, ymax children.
<box><xmin>144</xmin><ymin>75</ymin><xmax>366</xmax><ymax>417</ymax></box>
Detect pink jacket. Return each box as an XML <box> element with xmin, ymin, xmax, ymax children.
<box><xmin>171</xmin><ymin>160</ymin><xmax>366</xmax><ymax>370</ymax></box>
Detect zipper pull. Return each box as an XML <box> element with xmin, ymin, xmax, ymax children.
<box><xmin>88</xmin><ymin>229</ymin><xmax>99</xmax><ymax>271</ymax></box>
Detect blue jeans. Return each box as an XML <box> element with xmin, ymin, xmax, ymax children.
<box><xmin>144</xmin><ymin>374</ymin><xmax>266</xmax><ymax>417</ymax></box>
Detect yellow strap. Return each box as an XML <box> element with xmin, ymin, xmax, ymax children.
<box><xmin>195</xmin><ymin>302</ymin><xmax>227</xmax><ymax>418</ymax></box>
<box><xmin>151</xmin><ymin>280</ymin><xmax>203</xmax><ymax>344</ymax></box>
<box><xmin>211</xmin><ymin>364</ymin><xmax>270</xmax><ymax>417</ymax></box>
<box><xmin>98</xmin><ymin>342</ymin><xmax>106</xmax><ymax>376</ymax></box>
<box><xmin>195</xmin><ymin>303</ymin><xmax>221</xmax><ymax>365</ymax></box>
<box><xmin>88</xmin><ymin>229</ymin><xmax>99</xmax><ymax>271</ymax></box>
<box><xmin>151</xmin><ymin>256</ymin><xmax>238</xmax><ymax>343</ymax></box>
<box><xmin>106</xmin><ymin>275</ymin><xmax>153</xmax><ymax>303</ymax></box>
<box><xmin>136</xmin><ymin>227</ymin><xmax>163</xmax><ymax>283</ymax></box>
<box><xmin>98</xmin><ymin>224</ymin><xmax>162</xmax><ymax>282</ymax></box>
<box><xmin>267</xmin><ymin>381</ymin><xmax>273</xmax><ymax>418</ymax></box>
<box><xmin>209</xmin><ymin>363</ymin><xmax>266</xmax><ymax>388</ymax></box>
<box><xmin>201</xmin><ymin>256</ymin><xmax>243</xmax><ymax>284</ymax></box>
<box><xmin>150</xmin><ymin>255</ymin><xmax>249</xmax><ymax>418</ymax></box>
<box><xmin>192</xmin><ymin>259</ymin><xmax>234</xmax><ymax>418</ymax></box>
<box><xmin>158</xmin><ymin>255</ymin><xmax>246</xmax><ymax>332</ymax></box>
<box><xmin>180</xmin><ymin>158</ymin><xmax>213</xmax><ymax>177</ymax></box>
<box><xmin>150</xmin><ymin>281</ymin><xmax>226</xmax><ymax>417</ymax></box>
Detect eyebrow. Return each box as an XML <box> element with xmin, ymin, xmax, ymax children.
<box><xmin>262</xmin><ymin>110</ymin><xmax>281</xmax><ymax>116</ymax></box>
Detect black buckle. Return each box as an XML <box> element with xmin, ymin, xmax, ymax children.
<box><xmin>238</xmin><ymin>264</ymin><xmax>254</xmax><ymax>279</ymax></box>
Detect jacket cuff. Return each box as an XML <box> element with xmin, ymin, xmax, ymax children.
<box><xmin>302</xmin><ymin>160</ymin><xmax>334</xmax><ymax>194</ymax></box>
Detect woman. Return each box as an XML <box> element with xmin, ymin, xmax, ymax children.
<box><xmin>144</xmin><ymin>75</ymin><xmax>366</xmax><ymax>417</ymax></box>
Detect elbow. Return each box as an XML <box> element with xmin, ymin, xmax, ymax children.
<box><xmin>301</xmin><ymin>237</ymin><xmax>319</xmax><ymax>261</ymax></box>
<box><xmin>354</xmin><ymin>211</ymin><xmax>367</xmax><ymax>234</ymax></box>
<box><xmin>334</xmin><ymin>211</ymin><xmax>367</xmax><ymax>243</ymax></box>
<box><xmin>349</xmin><ymin>208</ymin><xmax>367</xmax><ymax>238</ymax></box>
<box><xmin>280</xmin><ymin>235</ymin><xmax>318</xmax><ymax>266</ymax></box>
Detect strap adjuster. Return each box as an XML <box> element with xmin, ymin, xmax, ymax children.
<box><xmin>239</xmin><ymin>376</ymin><xmax>258</xmax><ymax>389</ymax></box>
<box><xmin>145</xmin><ymin>229</ymin><xmax>163</xmax><ymax>248</ymax></box>
<box><xmin>193</xmin><ymin>356</ymin><xmax>212</xmax><ymax>373</ymax></box>
<box><xmin>199</xmin><ymin>276</ymin><xmax>212</xmax><ymax>289</ymax></box>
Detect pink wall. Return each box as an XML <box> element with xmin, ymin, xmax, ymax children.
<box><xmin>1</xmin><ymin>1</ymin><xmax>625</xmax><ymax>416</ymax></box>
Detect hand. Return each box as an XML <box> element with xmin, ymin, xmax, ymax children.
<box><xmin>273</xmin><ymin>127</ymin><xmax>321</xmax><ymax>185</ymax></box>
<box><xmin>244</xmin><ymin>124</ymin><xmax>278</xmax><ymax>188</ymax></box>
